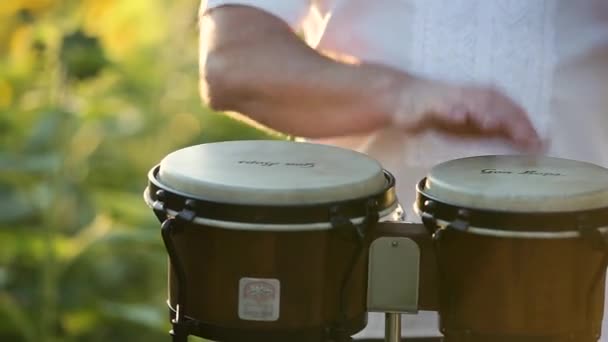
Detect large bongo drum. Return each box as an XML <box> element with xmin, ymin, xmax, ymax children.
<box><xmin>415</xmin><ymin>155</ymin><xmax>608</xmax><ymax>341</ymax></box>
<box><xmin>143</xmin><ymin>140</ymin><xmax>409</xmax><ymax>342</ymax></box>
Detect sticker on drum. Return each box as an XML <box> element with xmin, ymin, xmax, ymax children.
<box><xmin>238</xmin><ymin>278</ymin><xmax>280</xmax><ymax>321</ymax></box>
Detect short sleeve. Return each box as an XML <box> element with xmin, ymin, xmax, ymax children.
<box><xmin>201</xmin><ymin>0</ymin><xmax>311</xmax><ymax>30</ymax></box>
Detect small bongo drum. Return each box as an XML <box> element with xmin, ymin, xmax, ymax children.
<box><xmin>415</xmin><ymin>155</ymin><xmax>608</xmax><ymax>341</ymax></box>
<box><xmin>144</xmin><ymin>140</ymin><xmax>405</xmax><ymax>342</ymax></box>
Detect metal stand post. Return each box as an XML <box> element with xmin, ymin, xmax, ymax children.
<box><xmin>368</xmin><ymin>234</ymin><xmax>420</xmax><ymax>342</ymax></box>
<box><xmin>169</xmin><ymin>306</ymin><xmax>189</xmax><ymax>342</ymax></box>
<box><xmin>385</xmin><ymin>313</ymin><xmax>401</xmax><ymax>342</ymax></box>
<box><xmin>170</xmin><ymin>326</ymin><xmax>188</xmax><ymax>342</ymax></box>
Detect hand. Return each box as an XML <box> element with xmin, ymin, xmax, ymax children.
<box><xmin>391</xmin><ymin>78</ymin><xmax>543</xmax><ymax>151</ymax></box>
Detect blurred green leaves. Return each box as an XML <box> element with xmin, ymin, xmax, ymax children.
<box><xmin>0</xmin><ymin>0</ymin><xmax>285</xmax><ymax>341</ymax></box>
<box><xmin>60</xmin><ymin>31</ymin><xmax>108</xmax><ymax>81</ymax></box>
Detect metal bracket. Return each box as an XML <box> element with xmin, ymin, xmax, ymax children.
<box><xmin>578</xmin><ymin>215</ymin><xmax>607</xmax><ymax>251</ymax></box>
<box><xmin>161</xmin><ymin>200</ymin><xmax>196</xmax><ymax>327</ymax></box>
<box><xmin>420</xmin><ymin>200</ymin><xmax>443</xmax><ymax>241</ymax></box>
<box><xmin>367</xmin><ymin>237</ymin><xmax>420</xmax><ymax>313</ymax></box>
<box><xmin>447</xmin><ymin>209</ymin><xmax>470</xmax><ymax>233</ymax></box>
<box><xmin>152</xmin><ymin>190</ymin><xmax>168</xmax><ymax>222</ymax></box>
<box><xmin>328</xmin><ymin>199</ymin><xmax>379</xmax><ymax>342</ymax></box>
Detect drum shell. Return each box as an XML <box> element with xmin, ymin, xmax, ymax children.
<box><xmin>167</xmin><ymin>221</ymin><xmax>368</xmax><ymax>336</ymax></box>
<box><xmin>436</xmin><ymin>229</ymin><xmax>606</xmax><ymax>341</ymax></box>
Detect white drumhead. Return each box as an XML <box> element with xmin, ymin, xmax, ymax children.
<box><xmin>157</xmin><ymin>140</ymin><xmax>387</xmax><ymax>205</ymax></box>
<box><xmin>424</xmin><ymin>155</ymin><xmax>608</xmax><ymax>212</ymax></box>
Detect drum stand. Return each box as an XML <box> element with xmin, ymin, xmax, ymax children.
<box><xmin>169</xmin><ymin>312</ymin><xmax>187</xmax><ymax>342</ymax></box>
<box><xmin>368</xmin><ymin>236</ymin><xmax>421</xmax><ymax>342</ymax></box>
<box><xmin>385</xmin><ymin>313</ymin><xmax>401</xmax><ymax>342</ymax></box>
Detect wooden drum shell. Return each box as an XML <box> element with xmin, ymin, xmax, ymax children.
<box><xmin>436</xmin><ymin>230</ymin><xmax>605</xmax><ymax>342</ymax></box>
<box><xmin>167</xmin><ymin>223</ymin><xmax>368</xmax><ymax>337</ymax></box>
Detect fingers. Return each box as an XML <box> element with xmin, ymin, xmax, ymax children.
<box><xmin>392</xmin><ymin>80</ymin><xmax>545</xmax><ymax>151</ymax></box>
<box><xmin>487</xmin><ymin>91</ymin><xmax>543</xmax><ymax>151</ymax></box>
<box><xmin>456</xmin><ymin>87</ymin><xmax>543</xmax><ymax>151</ymax></box>
<box><xmin>446</xmin><ymin>104</ymin><xmax>469</xmax><ymax>125</ymax></box>
<box><xmin>505</xmin><ymin>118</ymin><xmax>544</xmax><ymax>151</ymax></box>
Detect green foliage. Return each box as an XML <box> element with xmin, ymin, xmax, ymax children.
<box><xmin>60</xmin><ymin>31</ymin><xmax>108</xmax><ymax>81</ymax></box>
<box><xmin>0</xmin><ymin>1</ymin><xmax>285</xmax><ymax>341</ymax></box>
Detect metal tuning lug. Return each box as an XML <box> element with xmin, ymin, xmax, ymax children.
<box><xmin>152</xmin><ymin>189</ymin><xmax>168</xmax><ymax>221</ymax></box>
<box><xmin>447</xmin><ymin>209</ymin><xmax>471</xmax><ymax>233</ymax></box>
<box><xmin>578</xmin><ymin>215</ymin><xmax>607</xmax><ymax>251</ymax></box>
<box><xmin>420</xmin><ymin>200</ymin><xmax>438</xmax><ymax>231</ymax></box>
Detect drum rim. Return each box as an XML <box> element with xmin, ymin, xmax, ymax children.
<box><xmin>166</xmin><ymin>302</ymin><xmax>367</xmax><ymax>342</ymax></box>
<box><xmin>416</xmin><ymin>178</ymin><xmax>608</xmax><ymax>235</ymax></box>
<box><xmin>145</xmin><ymin>165</ymin><xmax>399</xmax><ymax>228</ymax></box>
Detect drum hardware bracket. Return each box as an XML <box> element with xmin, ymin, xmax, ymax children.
<box><xmin>160</xmin><ymin>201</ymin><xmax>197</xmax><ymax>342</ymax></box>
<box><xmin>420</xmin><ymin>200</ymin><xmax>444</xmax><ymax>240</ymax></box>
<box><xmin>447</xmin><ymin>209</ymin><xmax>471</xmax><ymax>233</ymax></box>
<box><xmin>327</xmin><ymin>199</ymin><xmax>379</xmax><ymax>342</ymax></box>
<box><xmin>331</xmin><ymin>198</ymin><xmax>380</xmax><ymax>242</ymax></box>
<box><xmin>152</xmin><ymin>190</ymin><xmax>168</xmax><ymax>222</ymax></box>
<box><xmin>578</xmin><ymin>216</ymin><xmax>608</xmax><ymax>340</ymax></box>
<box><xmin>578</xmin><ymin>215</ymin><xmax>608</xmax><ymax>251</ymax></box>
<box><xmin>420</xmin><ymin>200</ymin><xmax>437</xmax><ymax>226</ymax></box>
<box><xmin>329</xmin><ymin>199</ymin><xmax>378</xmax><ymax>243</ymax></box>
<box><xmin>421</xmin><ymin>201</ymin><xmax>471</xmax><ymax>240</ymax></box>
<box><xmin>330</xmin><ymin>212</ymin><xmax>362</xmax><ymax>243</ymax></box>
<box><xmin>169</xmin><ymin>318</ymin><xmax>194</xmax><ymax>342</ymax></box>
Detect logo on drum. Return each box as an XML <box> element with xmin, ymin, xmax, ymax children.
<box><xmin>239</xmin><ymin>277</ymin><xmax>281</xmax><ymax>321</ymax></box>
<box><xmin>480</xmin><ymin>168</ymin><xmax>564</xmax><ymax>177</ymax></box>
<box><xmin>238</xmin><ymin>160</ymin><xmax>315</xmax><ymax>168</ymax></box>
<box><xmin>243</xmin><ymin>281</ymin><xmax>276</xmax><ymax>303</ymax></box>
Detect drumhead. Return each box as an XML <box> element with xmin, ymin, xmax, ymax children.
<box><xmin>145</xmin><ymin>140</ymin><xmax>399</xmax><ymax>229</ymax></box>
<box><xmin>157</xmin><ymin>140</ymin><xmax>387</xmax><ymax>205</ymax></box>
<box><xmin>422</xmin><ymin>155</ymin><xmax>608</xmax><ymax>213</ymax></box>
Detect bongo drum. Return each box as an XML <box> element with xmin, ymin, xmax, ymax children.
<box><xmin>415</xmin><ymin>155</ymin><xmax>608</xmax><ymax>342</ymax></box>
<box><xmin>143</xmin><ymin>140</ymin><xmax>407</xmax><ymax>342</ymax></box>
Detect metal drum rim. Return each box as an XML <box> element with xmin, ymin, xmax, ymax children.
<box><xmin>415</xmin><ymin>178</ymin><xmax>608</xmax><ymax>238</ymax></box>
<box><xmin>145</xmin><ymin>164</ymin><xmax>400</xmax><ymax>230</ymax></box>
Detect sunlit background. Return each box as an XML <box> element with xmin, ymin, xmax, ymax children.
<box><xmin>0</xmin><ymin>0</ymin><xmax>286</xmax><ymax>341</ymax></box>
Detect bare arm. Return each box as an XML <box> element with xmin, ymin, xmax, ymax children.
<box><xmin>200</xmin><ymin>5</ymin><xmax>408</xmax><ymax>138</ymax></box>
<box><xmin>200</xmin><ymin>5</ymin><xmax>542</xmax><ymax>148</ymax></box>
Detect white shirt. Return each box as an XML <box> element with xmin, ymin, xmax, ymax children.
<box><xmin>202</xmin><ymin>0</ymin><xmax>608</xmax><ymax>339</ymax></box>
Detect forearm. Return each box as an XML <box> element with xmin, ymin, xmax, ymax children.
<box><xmin>200</xmin><ymin>6</ymin><xmax>411</xmax><ymax>138</ymax></box>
